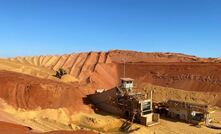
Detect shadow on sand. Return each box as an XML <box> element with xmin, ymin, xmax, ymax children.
<box><xmin>119</xmin><ymin>120</ymin><xmax>140</xmax><ymax>133</ymax></box>
<box><xmin>82</xmin><ymin>96</ymin><xmax>112</xmax><ymax>116</ymax></box>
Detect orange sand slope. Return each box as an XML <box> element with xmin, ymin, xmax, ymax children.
<box><xmin>0</xmin><ymin>121</ymin><xmax>95</xmax><ymax>134</ymax></box>
<box><xmin>1</xmin><ymin>50</ymin><xmax>221</xmax><ymax>108</ymax></box>
<box><xmin>0</xmin><ymin>70</ymin><xmax>90</xmax><ymax>111</ymax></box>
<box><xmin>6</xmin><ymin>50</ymin><xmax>221</xmax><ymax>91</ymax></box>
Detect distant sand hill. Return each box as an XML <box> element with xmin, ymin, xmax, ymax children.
<box><xmin>3</xmin><ymin>50</ymin><xmax>221</xmax><ymax>90</ymax></box>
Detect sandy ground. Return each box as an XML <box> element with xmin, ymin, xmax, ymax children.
<box><xmin>0</xmin><ymin>99</ymin><xmax>221</xmax><ymax>134</ymax></box>
<box><xmin>0</xmin><ymin>99</ymin><xmax>96</xmax><ymax>134</ymax></box>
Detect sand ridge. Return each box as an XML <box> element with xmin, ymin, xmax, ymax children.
<box><xmin>6</xmin><ymin>50</ymin><xmax>221</xmax><ymax>90</ymax></box>
<box><xmin>0</xmin><ymin>70</ymin><xmax>91</xmax><ymax>111</ymax></box>
<box><xmin>1</xmin><ymin>50</ymin><xmax>221</xmax><ymax>133</ymax></box>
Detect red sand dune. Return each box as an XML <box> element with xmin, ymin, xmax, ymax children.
<box><xmin>3</xmin><ymin>50</ymin><xmax>221</xmax><ymax>98</ymax></box>
<box><xmin>116</xmin><ymin>62</ymin><xmax>221</xmax><ymax>92</ymax></box>
<box><xmin>0</xmin><ymin>121</ymin><xmax>96</xmax><ymax>134</ymax></box>
<box><xmin>8</xmin><ymin>50</ymin><xmax>221</xmax><ymax>91</ymax></box>
<box><xmin>0</xmin><ymin>121</ymin><xmax>33</xmax><ymax>134</ymax></box>
<box><xmin>2</xmin><ymin>50</ymin><xmax>221</xmax><ymax>109</ymax></box>
<box><xmin>0</xmin><ymin>70</ymin><xmax>90</xmax><ymax>111</ymax></box>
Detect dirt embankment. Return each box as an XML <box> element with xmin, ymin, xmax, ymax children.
<box><xmin>1</xmin><ymin>50</ymin><xmax>221</xmax><ymax>107</ymax></box>
<box><xmin>0</xmin><ymin>70</ymin><xmax>91</xmax><ymax>112</ymax></box>
<box><xmin>0</xmin><ymin>121</ymin><xmax>95</xmax><ymax>134</ymax></box>
<box><xmin>0</xmin><ymin>58</ymin><xmax>56</xmax><ymax>80</ymax></box>
<box><xmin>2</xmin><ymin>50</ymin><xmax>221</xmax><ymax>106</ymax></box>
<box><xmin>8</xmin><ymin>52</ymin><xmax>111</xmax><ymax>83</ymax></box>
<box><xmin>7</xmin><ymin>50</ymin><xmax>221</xmax><ymax>90</ymax></box>
<box><xmin>117</xmin><ymin>62</ymin><xmax>221</xmax><ymax>92</ymax></box>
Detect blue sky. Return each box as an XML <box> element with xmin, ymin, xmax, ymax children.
<box><xmin>0</xmin><ymin>0</ymin><xmax>220</xmax><ymax>58</ymax></box>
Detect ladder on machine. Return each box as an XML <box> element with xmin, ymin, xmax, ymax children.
<box><xmin>131</xmin><ymin>110</ymin><xmax>138</xmax><ymax>123</ymax></box>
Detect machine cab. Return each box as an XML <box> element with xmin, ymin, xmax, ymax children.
<box><xmin>120</xmin><ymin>78</ymin><xmax>134</xmax><ymax>92</ymax></box>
